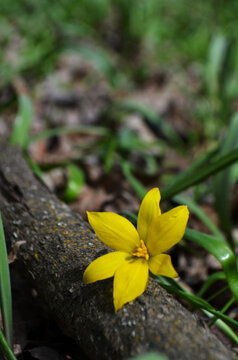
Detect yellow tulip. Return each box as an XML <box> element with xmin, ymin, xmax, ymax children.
<box><xmin>83</xmin><ymin>188</ymin><xmax>189</xmax><ymax>312</ymax></box>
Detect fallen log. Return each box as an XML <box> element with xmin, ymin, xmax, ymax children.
<box><xmin>0</xmin><ymin>141</ymin><xmax>236</xmax><ymax>360</ymax></box>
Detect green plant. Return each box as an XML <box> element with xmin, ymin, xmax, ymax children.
<box><xmin>0</xmin><ymin>214</ymin><xmax>17</xmax><ymax>360</ymax></box>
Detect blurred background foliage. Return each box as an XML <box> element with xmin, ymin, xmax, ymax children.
<box><xmin>2</xmin><ymin>0</ymin><xmax>238</xmax><ymax>235</ymax></box>
<box><xmin>1</xmin><ymin>0</ymin><xmax>238</xmax><ymax>135</ymax></box>
<box><xmin>1</xmin><ymin>0</ymin><xmax>238</xmax><ymax>77</ymax></box>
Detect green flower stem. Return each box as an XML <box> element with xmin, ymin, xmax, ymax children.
<box><xmin>0</xmin><ymin>329</ymin><xmax>16</xmax><ymax>360</ymax></box>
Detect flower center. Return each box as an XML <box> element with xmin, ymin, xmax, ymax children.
<box><xmin>132</xmin><ymin>239</ymin><xmax>149</xmax><ymax>261</ymax></box>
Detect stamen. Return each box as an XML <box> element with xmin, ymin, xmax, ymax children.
<box><xmin>132</xmin><ymin>239</ymin><xmax>149</xmax><ymax>260</ymax></box>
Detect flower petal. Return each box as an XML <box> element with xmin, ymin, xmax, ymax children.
<box><xmin>149</xmin><ymin>253</ymin><xmax>178</xmax><ymax>277</ymax></box>
<box><xmin>83</xmin><ymin>251</ymin><xmax>130</xmax><ymax>284</ymax></box>
<box><xmin>87</xmin><ymin>211</ymin><xmax>140</xmax><ymax>252</ymax></box>
<box><xmin>113</xmin><ymin>258</ymin><xmax>149</xmax><ymax>312</ymax></box>
<box><xmin>137</xmin><ymin>188</ymin><xmax>161</xmax><ymax>243</ymax></box>
<box><xmin>147</xmin><ymin>205</ymin><xmax>189</xmax><ymax>256</ymax></box>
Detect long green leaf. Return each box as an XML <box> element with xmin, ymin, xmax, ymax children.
<box><xmin>0</xmin><ymin>329</ymin><xmax>16</xmax><ymax>360</ymax></box>
<box><xmin>122</xmin><ymin>161</ymin><xmax>146</xmax><ymax>199</ymax></box>
<box><xmin>197</xmin><ymin>272</ymin><xmax>226</xmax><ymax>297</ymax></box>
<box><xmin>10</xmin><ymin>94</ymin><xmax>33</xmax><ymax>149</ymax></box>
<box><xmin>0</xmin><ymin>214</ymin><xmax>12</xmax><ymax>347</ymax></box>
<box><xmin>157</xmin><ymin>276</ymin><xmax>238</xmax><ymax>344</ymax></box>
<box><xmin>159</xmin><ymin>282</ymin><xmax>238</xmax><ymax>330</ymax></box>
<box><xmin>206</xmin><ymin>34</ymin><xmax>228</xmax><ymax>97</ymax></box>
<box><xmin>162</xmin><ymin>147</ymin><xmax>238</xmax><ymax>201</ymax></box>
<box><xmin>162</xmin><ymin>147</ymin><xmax>218</xmax><ymax>193</ymax></box>
<box><xmin>203</xmin><ymin>309</ymin><xmax>238</xmax><ymax>344</ymax></box>
<box><xmin>214</xmin><ymin>112</ymin><xmax>238</xmax><ymax>243</ymax></box>
<box><xmin>184</xmin><ymin>228</ymin><xmax>238</xmax><ymax>303</ymax></box>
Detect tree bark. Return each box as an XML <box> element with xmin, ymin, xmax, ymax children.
<box><xmin>0</xmin><ymin>141</ymin><xmax>236</xmax><ymax>360</ymax></box>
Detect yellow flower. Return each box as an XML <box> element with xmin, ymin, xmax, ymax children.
<box><xmin>83</xmin><ymin>188</ymin><xmax>189</xmax><ymax>312</ymax></box>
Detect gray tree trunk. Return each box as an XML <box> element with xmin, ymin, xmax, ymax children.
<box><xmin>0</xmin><ymin>141</ymin><xmax>236</xmax><ymax>360</ymax></box>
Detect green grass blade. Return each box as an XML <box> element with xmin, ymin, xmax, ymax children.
<box><xmin>0</xmin><ymin>329</ymin><xmax>16</xmax><ymax>360</ymax></box>
<box><xmin>162</xmin><ymin>147</ymin><xmax>238</xmax><ymax>201</ymax></box>
<box><xmin>10</xmin><ymin>94</ymin><xmax>33</xmax><ymax>149</ymax></box>
<box><xmin>203</xmin><ymin>310</ymin><xmax>238</xmax><ymax>344</ymax></box>
<box><xmin>122</xmin><ymin>161</ymin><xmax>146</xmax><ymax>199</ymax></box>
<box><xmin>197</xmin><ymin>272</ymin><xmax>226</xmax><ymax>297</ymax></box>
<box><xmin>209</xmin><ymin>297</ymin><xmax>235</xmax><ymax>327</ymax></box>
<box><xmin>24</xmin><ymin>154</ymin><xmax>43</xmax><ymax>179</ymax></box>
<box><xmin>158</xmin><ymin>282</ymin><xmax>238</xmax><ymax>330</ymax></box>
<box><xmin>104</xmin><ymin>137</ymin><xmax>117</xmax><ymax>173</ymax></box>
<box><xmin>61</xmin><ymin>164</ymin><xmax>85</xmax><ymax>203</ymax></box>
<box><xmin>214</xmin><ymin>112</ymin><xmax>238</xmax><ymax>242</ymax></box>
<box><xmin>162</xmin><ymin>147</ymin><xmax>218</xmax><ymax>193</ymax></box>
<box><xmin>26</xmin><ymin>126</ymin><xmax>109</xmax><ymax>145</ymax></box>
<box><xmin>206</xmin><ymin>34</ymin><xmax>228</xmax><ymax>97</ymax></box>
<box><xmin>0</xmin><ymin>214</ymin><xmax>12</xmax><ymax>347</ymax></box>
<box><xmin>184</xmin><ymin>228</ymin><xmax>238</xmax><ymax>303</ymax></box>
<box><xmin>157</xmin><ymin>276</ymin><xmax>238</xmax><ymax>344</ymax></box>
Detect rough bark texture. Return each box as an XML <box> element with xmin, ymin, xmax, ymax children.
<box><xmin>0</xmin><ymin>141</ymin><xmax>236</xmax><ymax>360</ymax></box>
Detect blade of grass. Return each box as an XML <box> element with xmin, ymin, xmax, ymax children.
<box><xmin>0</xmin><ymin>214</ymin><xmax>12</xmax><ymax>347</ymax></box>
<box><xmin>0</xmin><ymin>329</ymin><xmax>17</xmax><ymax>360</ymax></box>
<box><xmin>24</xmin><ymin>154</ymin><xmax>43</xmax><ymax>179</ymax></box>
<box><xmin>10</xmin><ymin>94</ymin><xmax>33</xmax><ymax>149</ymax></box>
<box><xmin>209</xmin><ymin>297</ymin><xmax>235</xmax><ymax>327</ymax></box>
<box><xmin>104</xmin><ymin>137</ymin><xmax>117</xmax><ymax>173</ymax></box>
<box><xmin>61</xmin><ymin>164</ymin><xmax>85</xmax><ymax>203</ymax></box>
<box><xmin>26</xmin><ymin>125</ymin><xmax>109</xmax><ymax>145</ymax></box>
<box><xmin>197</xmin><ymin>272</ymin><xmax>226</xmax><ymax>297</ymax></box>
<box><xmin>158</xmin><ymin>282</ymin><xmax>238</xmax><ymax>330</ymax></box>
<box><xmin>121</xmin><ymin>161</ymin><xmax>146</xmax><ymax>199</ymax></box>
<box><xmin>206</xmin><ymin>34</ymin><xmax>228</xmax><ymax>97</ymax></box>
<box><xmin>184</xmin><ymin>228</ymin><xmax>238</xmax><ymax>303</ymax></box>
<box><xmin>162</xmin><ymin>147</ymin><xmax>218</xmax><ymax>192</ymax></box>
<box><xmin>203</xmin><ymin>309</ymin><xmax>238</xmax><ymax>344</ymax></box>
<box><xmin>162</xmin><ymin>147</ymin><xmax>238</xmax><ymax>201</ymax></box>
<box><xmin>214</xmin><ymin>112</ymin><xmax>238</xmax><ymax>243</ymax></box>
<box><xmin>206</xmin><ymin>286</ymin><xmax>229</xmax><ymax>302</ymax></box>
<box><xmin>157</xmin><ymin>276</ymin><xmax>238</xmax><ymax>344</ymax></box>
